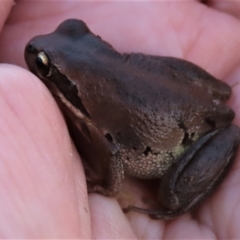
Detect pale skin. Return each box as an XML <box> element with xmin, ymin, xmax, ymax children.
<box><xmin>0</xmin><ymin>0</ymin><xmax>240</xmax><ymax>238</ymax></box>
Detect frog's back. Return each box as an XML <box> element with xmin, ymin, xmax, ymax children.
<box><xmin>86</xmin><ymin>50</ymin><xmax>234</xmax><ymax>151</ymax></box>
<box><xmin>101</xmin><ymin>53</ymin><xmax>234</xmax><ymax>179</ymax></box>
<box><xmin>113</xmin><ymin>52</ymin><xmax>234</xmax><ymax>134</ymax></box>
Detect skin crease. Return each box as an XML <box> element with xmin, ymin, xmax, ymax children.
<box><xmin>0</xmin><ymin>0</ymin><xmax>240</xmax><ymax>239</ymax></box>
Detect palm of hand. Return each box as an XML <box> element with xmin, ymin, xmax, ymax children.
<box><xmin>0</xmin><ymin>1</ymin><xmax>239</xmax><ymax>239</ymax></box>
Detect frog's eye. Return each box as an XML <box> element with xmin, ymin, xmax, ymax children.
<box><xmin>36</xmin><ymin>51</ymin><xmax>52</xmax><ymax>77</ymax></box>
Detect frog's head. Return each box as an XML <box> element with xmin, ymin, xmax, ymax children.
<box><xmin>25</xmin><ymin>19</ymin><xmax>119</xmax><ymax>81</ymax></box>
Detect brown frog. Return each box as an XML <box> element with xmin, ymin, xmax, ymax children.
<box><xmin>24</xmin><ymin>19</ymin><xmax>240</xmax><ymax>219</ymax></box>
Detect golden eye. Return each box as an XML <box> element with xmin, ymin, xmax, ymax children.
<box><xmin>36</xmin><ymin>51</ymin><xmax>52</xmax><ymax>77</ymax></box>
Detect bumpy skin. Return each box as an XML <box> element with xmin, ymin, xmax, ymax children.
<box><xmin>24</xmin><ymin>19</ymin><xmax>240</xmax><ymax>219</ymax></box>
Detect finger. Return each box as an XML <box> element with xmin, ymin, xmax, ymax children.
<box><xmin>89</xmin><ymin>194</ymin><xmax>137</xmax><ymax>239</ymax></box>
<box><xmin>202</xmin><ymin>0</ymin><xmax>240</xmax><ymax>19</ymax></box>
<box><xmin>0</xmin><ymin>65</ymin><xmax>90</xmax><ymax>238</ymax></box>
<box><xmin>0</xmin><ymin>0</ymin><xmax>13</xmax><ymax>31</ymax></box>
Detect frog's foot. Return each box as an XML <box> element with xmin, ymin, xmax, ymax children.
<box><xmin>87</xmin><ymin>179</ymin><xmax>123</xmax><ymax>196</ymax></box>
<box><xmin>123</xmin><ymin>190</ymin><xmax>205</xmax><ymax>219</ymax></box>
<box><xmin>87</xmin><ymin>184</ymin><xmax>115</xmax><ymax>196</ymax></box>
<box><xmin>123</xmin><ymin>206</ymin><xmax>182</xmax><ymax>220</ymax></box>
<box><xmin>124</xmin><ymin>125</ymin><xmax>240</xmax><ymax>219</ymax></box>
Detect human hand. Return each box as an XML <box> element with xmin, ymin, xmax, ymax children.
<box><xmin>0</xmin><ymin>1</ymin><xmax>240</xmax><ymax>238</ymax></box>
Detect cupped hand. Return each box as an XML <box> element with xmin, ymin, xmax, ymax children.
<box><xmin>0</xmin><ymin>1</ymin><xmax>240</xmax><ymax>238</ymax></box>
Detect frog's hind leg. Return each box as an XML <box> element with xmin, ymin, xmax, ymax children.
<box><xmin>124</xmin><ymin>125</ymin><xmax>240</xmax><ymax>219</ymax></box>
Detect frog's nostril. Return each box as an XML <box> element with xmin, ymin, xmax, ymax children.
<box><xmin>27</xmin><ymin>43</ymin><xmax>36</xmax><ymax>53</ymax></box>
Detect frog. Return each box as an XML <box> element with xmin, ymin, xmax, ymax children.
<box><xmin>24</xmin><ymin>19</ymin><xmax>240</xmax><ymax>219</ymax></box>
